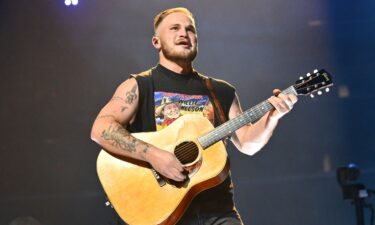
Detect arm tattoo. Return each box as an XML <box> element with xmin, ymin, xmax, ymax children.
<box><xmin>121</xmin><ymin>106</ymin><xmax>128</xmax><ymax>112</ymax></box>
<box><xmin>101</xmin><ymin>124</ymin><xmax>136</xmax><ymax>152</ymax></box>
<box><xmin>112</xmin><ymin>96</ymin><xmax>126</xmax><ymax>102</ymax></box>
<box><xmin>110</xmin><ymin>84</ymin><xmax>138</xmax><ymax>112</ymax></box>
<box><xmin>111</xmin><ymin>84</ymin><xmax>138</xmax><ymax>105</ymax></box>
<box><xmin>143</xmin><ymin>143</ymin><xmax>150</xmax><ymax>153</ymax></box>
<box><xmin>125</xmin><ymin>84</ymin><xmax>138</xmax><ymax>104</ymax></box>
<box><xmin>101</xmin><ymin>124</ymin><xmax>149</xmax><ymax>153</ymax></box>
<box><xmin>96</xmin><ymin>114</ymin><xmax>116</xmax><ymax>120</ymax></box>
<box><xmin>111</xmin><ymin>97</ymin><xmax>128</xmax><ymax>113</ymax></box>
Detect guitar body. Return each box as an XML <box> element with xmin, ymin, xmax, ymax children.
<box><xmin>96</xmin><ymin>114</ymin><xmax>229</xmax><ymax>225</ymax></box>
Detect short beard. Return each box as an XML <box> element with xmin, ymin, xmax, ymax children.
<box><xmin>161</xmin><ymin>45</ymin><xmax>197</xmax><ymax>63</ymax></box>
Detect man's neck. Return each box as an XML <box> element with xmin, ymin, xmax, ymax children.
<box><xmin>159</xmin><ymin>58</ymin><xmax>193</xmax><ymax>75</ymax></box>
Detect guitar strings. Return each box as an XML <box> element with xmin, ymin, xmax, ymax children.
<box><xmin>174</xmin><ymin>142</ymin><xmax>196</xmax><ymax>155</ymax></box>
<box><xmin>175</xmin><ymin>143</ymin><xmax>197</xmax><ymax>161</ymax></box>
<box><xmin>174</xmin><ymin>93</ymin><xmax>283</xmax><ymax>163</ymax></box>
<box><xmin>174</xmin><ymin>143</ymin><xmax>195</xmax><ymax>156</ymax></box>
<box><xmin>174</xmin><ymin>142</ymin><xmax>199</xmax><ymax>163</ymax></box>
<box><xmin>199</xmin><ymin>102</ymin><xmax>275</xmax><ymax>149</ymax></box>
<box><xmin>174</xmin><ymin>86</ymin><xmax>304</xmax><ymax>163</ymax></box>
<box><xmin>175</xmin><ymin>146</ymin><xmax>195</xmax><ymax>159</ymax></box>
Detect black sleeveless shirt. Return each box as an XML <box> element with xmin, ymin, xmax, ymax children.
<box><xmin>128</xmin><ymin>64</ymin><xmax>237</xmax><ymax>214</ymax></box>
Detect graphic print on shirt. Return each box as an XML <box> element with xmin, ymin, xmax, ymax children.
<box><xmin>154</xmin><ymin>91</ymin><xmax>214</xmax><ymax>131</ymax></box>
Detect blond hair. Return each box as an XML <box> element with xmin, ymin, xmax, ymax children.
<box><xmin>153</xmin><ymin>7</ymin><xmax>196</xmax><ymax>33</ymax></box>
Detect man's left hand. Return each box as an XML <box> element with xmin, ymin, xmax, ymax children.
<box><xmin>268</xmin><ymin>89</ymin><xmax>298</xmax><ymax>120</ymax></box>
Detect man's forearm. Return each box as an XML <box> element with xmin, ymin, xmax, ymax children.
<box><xmin>91</xmin><ymin>116</ymin><xmax>151</xmax><ymax>161</ymax></box>
<box><xmin>234</xmin><ymin>112</ymin><xmax>279</xmax><ymax>155</ymax></box>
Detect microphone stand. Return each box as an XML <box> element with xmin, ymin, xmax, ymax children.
<box><xmin>344</xmin><ymin>184</ymin><xmax>370</xmax><ymax>225</ymax></box>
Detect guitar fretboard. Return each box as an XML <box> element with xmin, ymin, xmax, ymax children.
<box><xmin>198</xmin><ymin>86</ymin><xmax>297</xmax><ymax>149</ymax></box>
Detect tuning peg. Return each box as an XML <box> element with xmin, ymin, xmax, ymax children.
<box><xmin>306</xmin><ymin>73</ymin><xmax>311</xmax><ymax>77</ymax></box>
<box><xmin>325</xmin><ymin>87</ymin><xmax>330</xmax><ymax>92</ymax></box>
<box><xmin>310</xmin><ymin>94</ymin><xmax>315</xmax><ymax>98</ymax></box>
<box><xmin>299</xmin><ymin>76</ymin><xmax>304</xmax><ymax>80</ymax></box>
<box><xmin>317</xmin><ymin>91</ymin><xmax>322</xmax><ymax>95</ymax></box>
<box><xmin>313</xmin><ymin>69</ymin><xmax>319</xmax><ymax>73</ymax></box>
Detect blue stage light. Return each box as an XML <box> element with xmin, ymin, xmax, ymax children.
<box><xmin>72</xmin><ymin>0</ymin><xmax>79</xmax><ymax>5</ymax></box>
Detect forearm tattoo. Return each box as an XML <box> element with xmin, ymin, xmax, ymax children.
<box><xmin>101</xmin><ymin>124</ymin><xmax>149</xmax><ymax>153</ymax></box>
<box><xmin>98</xmin><ymin>84</ymin><xmax>147</xmax><ymax>153</ymax></box>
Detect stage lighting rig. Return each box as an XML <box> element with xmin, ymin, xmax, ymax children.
<box><xmin>65</xmin><ymin>0</ymin><xmax>78</xmax><ymax>6</ymax></box>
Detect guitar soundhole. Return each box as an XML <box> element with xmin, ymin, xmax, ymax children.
<box><xmin>174</xmin><ymin>141</ymin><xmax>199</xmax><ymax>165</ymax></box>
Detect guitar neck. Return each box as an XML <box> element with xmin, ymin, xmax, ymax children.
<box><xmin>198</xmin><ymin>86</ymin><xmax>297</xmax><ymax>149</ymax></box>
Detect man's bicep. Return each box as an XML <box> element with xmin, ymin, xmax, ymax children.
<box><xmin>96</xmin><ymin>78</ymin><xmax>139</xmax><ymax>125</ymax></box>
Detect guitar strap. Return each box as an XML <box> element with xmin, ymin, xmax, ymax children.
<box><xmin>201</xmin><ymin>76</ymin><xmax>228</xmax><ymax>125</ymax></box>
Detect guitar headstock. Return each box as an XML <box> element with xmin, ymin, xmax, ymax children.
<box><xmin>294</xmin><ymin>69</ymin><xmax>333</xmax><ymax>97</ymax></box>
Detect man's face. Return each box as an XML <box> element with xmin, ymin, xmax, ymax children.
<box><xmin>155</xmin><ymin>12</ymin><xmax>198</xmax><ymax>63</ymax></box>
<box><xmin>163</xmin><ymin>103</ymin><xmax>180</xmax><ymax>119</ymax></box>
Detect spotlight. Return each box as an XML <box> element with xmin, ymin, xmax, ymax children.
<box><xmin>336</xmin><ymin>163</ymin><xmax>374</xmax><ymax>225</ymax></box>
<box><xmin>64</xmin><ymin>0</ymin><xmax>78</xmax><ymax>6</ymax></box>
<box><xmin>337</xmin><ymin>163</ymin><xmax>360</xmax><ymax>187</ymax></box>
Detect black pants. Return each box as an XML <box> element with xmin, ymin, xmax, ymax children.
<box><xmin>112</xmin><ymin>208</ymin><xmax>243</xmax><ymax>225</ymax></box>
<box><xmin>177</xmin><ymin>208</ymin><xmax>244</xmax><ymax>225</ymax></box>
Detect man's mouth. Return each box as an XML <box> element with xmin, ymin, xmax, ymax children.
<box><xmin>176</xmin><ymin>40</ymin><xmax>191</xmax><ymax>48</ymax></box>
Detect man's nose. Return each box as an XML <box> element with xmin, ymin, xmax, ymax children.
<box><xmin>178</xmin><ymin>28</ymin><xmax>188</xmax><ymax>37</ymax></box>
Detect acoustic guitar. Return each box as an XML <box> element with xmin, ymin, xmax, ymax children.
<box><xmin>97</xmin><ymin>69</ymin><xmax>333</xmax><ymax>225</ymax></box>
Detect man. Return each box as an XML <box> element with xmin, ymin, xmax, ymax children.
<box><xmin>155</xmin><ymin>96</ymin><xmax>182</xmax><ymax>129</ymax></box>
<box><xmin>91</xmin><ymin>7</ymin><xmax>297</xmax><ymax>225</ymax></box>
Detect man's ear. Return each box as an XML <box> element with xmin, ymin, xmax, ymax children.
<box><xmin>152</xmin><ymin>36</ymin><xmax>161</xmax><ymax>50</ymax></box>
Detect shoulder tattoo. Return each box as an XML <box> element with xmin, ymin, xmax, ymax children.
<box><xmin>110</xmin><ymin>84</ymin><xmax>138</xmax><ymax>112</ymax></box>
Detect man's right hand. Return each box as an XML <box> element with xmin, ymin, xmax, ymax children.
<box><xmin>145</xmin><ymin>147</ymin><xmax>187</xmax><ymax>182</ymax></box>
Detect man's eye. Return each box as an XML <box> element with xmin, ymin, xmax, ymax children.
<box><xmin>186</xmin><ymin>27</ymin><xmax>196</xmax><ymax>34</ymax></box>
<box><xmin>171</xmin><ymin>27</ymin><xmax>178</xmax><ymax>30</ymax></box>
<box><xmin>188</xmin><ymin>29</ymin><xmax>196</xmax><ymax>34</ymax></box>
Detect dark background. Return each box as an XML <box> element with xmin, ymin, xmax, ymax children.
<box><xmin>1</xmin><ymin>0</ymin><xmax>374</xmax><ymax>225</ymax></box>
